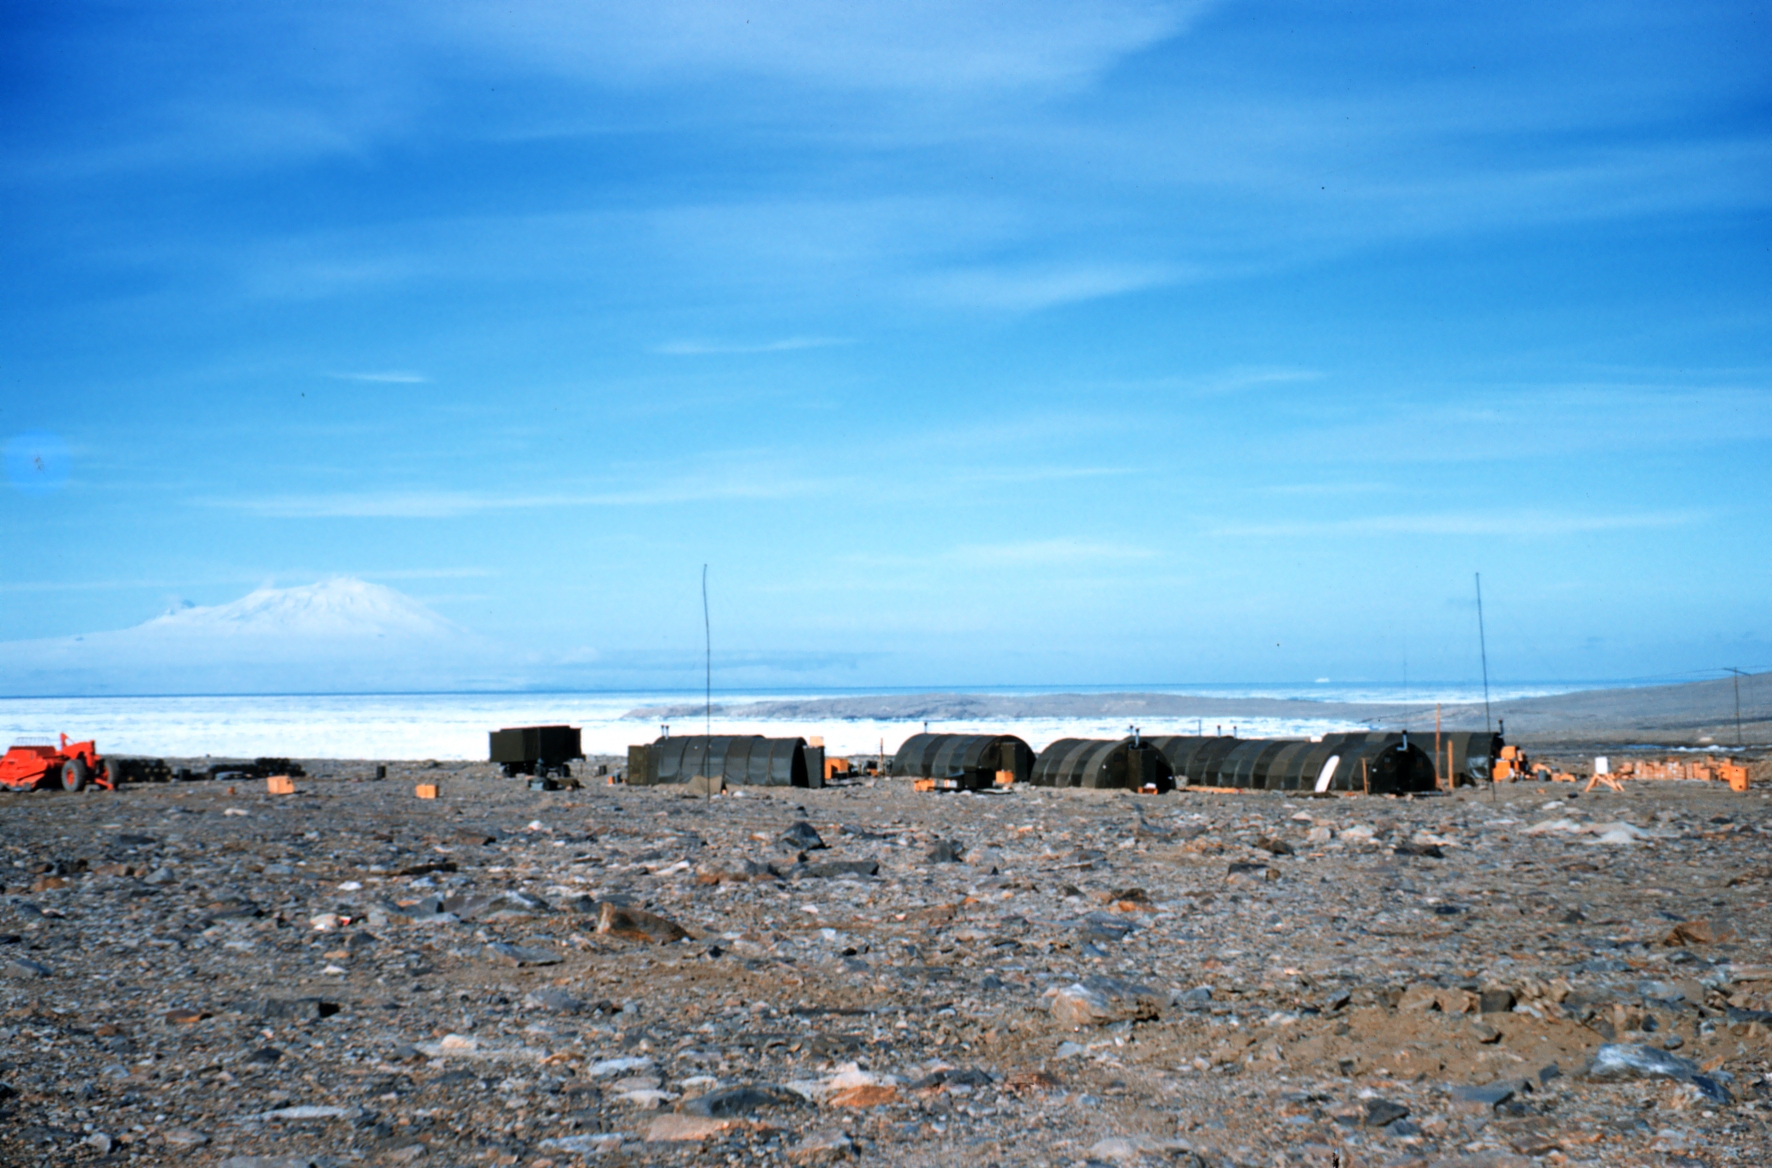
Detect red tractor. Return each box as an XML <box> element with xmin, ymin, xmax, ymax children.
<box><xmin>0</xmin><ymin>734</ymin><xmax>127</xmax><ymax>792</ymax></box>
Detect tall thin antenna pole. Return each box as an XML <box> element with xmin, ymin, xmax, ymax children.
<box><xmin>702</xmin><ymin>564</ymin><xmax>711</xmax><ymax>738</ymax></box>
<box><xmin>1726</xmin><ymin>667</ymin><xmax>1746</xmax><ymax>747</ymax></box>
<box><xmin>1475</xmin><ymin>572</ymin><xmax>1492</xmax><ymax>735</ymax></box>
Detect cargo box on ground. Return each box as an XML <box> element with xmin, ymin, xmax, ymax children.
<box><xmin>489</xmin><ymin>725</ymin><xmax>584</xmax><ymax>778</ymax></box>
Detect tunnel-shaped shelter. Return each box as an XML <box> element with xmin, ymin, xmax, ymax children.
<box><xmin>1030</xmin><ymin>737</ymin><xmax>1176</xmax><ymax>791</ymax></box>
<box><xmin>626</xmin><ymin>735</ymin><xmax>820</xmax><ymax>788</ymax></box>
<box><xmin>1149</xmin><ymin>732</ymin><xmax>1438</xmax><ymax>793</ymax></box>
<box><xmin>891</xmin><ymin>733</ymin><xmax>1035</xmax><ymax>790</ymax></box>
<box><xmin>1433</xmin><ymin>730</ymin><xmax>1504</xmax><ymax>787</ymax></box>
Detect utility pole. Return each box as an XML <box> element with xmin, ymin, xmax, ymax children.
<box><xmin>1725</xmin><ymin>667</ymin><xmax>1747</xmax><ymax>747</ymax></box>
<box><xmin>702</xmin><ymin>564</ymin><xmax>711</xmax><ymax>738</ymax></box>
<box><xmin>1476</xmin><ymin>572</ymin><xmax>1494</xmax><ymax>802</ymax></box>
<box><xmin>1475</xmin><ymin>572</ymin><xmax>1492</xmax><ymax>735</ymax></box>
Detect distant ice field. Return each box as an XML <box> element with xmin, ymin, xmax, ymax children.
<box><xmin>0</xmin><ymin>682</ymin><xmax>1610</xmax><ymax>760</ymax></box>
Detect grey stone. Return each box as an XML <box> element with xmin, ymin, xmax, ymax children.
<box><xmin>524</xmin><ymin>987</ymin><xmax>583</xmax><ymax>1013</ymax></box>
<box><xmin>597</xmin><ymin>903</ymin><xmax>690</xmax><ymax>944</ymax></box>
<box><xmin>1587</xmin><ymin>1043</ymin><xmax>1733</xmax><ymax>1103</ymax></box>
<box><xmin>788</xmin><ymin>1128</ymin><xmax>857</xmax><ymax>1163</ymax></box>
<box><xmin>1173</xmin><ymin>986</ymin><xmax>1214</xmax><ymax>1011</ymax></box>
<box><xmin>1448</xmin><ymin>1083</ymin><xmax>1516</xmax><ymax>1112</ymax></box>
<box><xmin>1479</xmin><ymin>988</ymin><xmax>1516</xmax><ymax>1013</ymax></box>
<box><xmin>251</xmin><ymin>997</ymin><xmax>341</xmax><ymax>1020</ymax></box>
<box><xmin>1050</xmin><ymin>976</ymin><xmax>1162</xmax><ymax>1027</ymax></box>
<box><xmin>680</xmin><ymin>1083</ymin><xmax>804</xmax><ymax>1116</ymax></box>
<box><xmin>926</xmin><ymin>839</ymin><xmax>964</xmax><ymax>863</ymax></box>
<box><xmin>483</xmin><ymin>941</ymin><xmax>562</xmax><ymax>966</ymax></box>
<box><xmin>778</xmin><ymin>821</ymin><xmax>827</xmax><ymax>852</ymax></box>
<box><xmin>1363</xmin><ymin>1098</ymin><xmax>1409</xmax><ymax>1127</ymax></box>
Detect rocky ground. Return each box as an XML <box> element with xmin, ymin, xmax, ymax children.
<box><xmin>4</xmin><ymin>758</ymin><xmax>1772</xmax><ymax>1168</ymax></box>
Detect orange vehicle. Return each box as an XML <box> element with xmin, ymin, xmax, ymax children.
<box><xmin>0</xmin><ymin>734</ymin><xmax>126</xmax><ymax>792</ymax></box>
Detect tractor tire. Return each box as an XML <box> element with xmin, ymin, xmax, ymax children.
<box><xmin>102</xmin><ymin>758</ymin><xmax>128</xmax><ymax>788</ymax></box>
<box><xmin>62</xmin><ymin>757</ymin><xmax>89</xmax><ymax>792</ymax></box>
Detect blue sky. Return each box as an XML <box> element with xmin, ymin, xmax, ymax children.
<box><xmin>2</xmin><ymin>1</ymin><xmax>1768</xmax><ymax>692</ymax></box>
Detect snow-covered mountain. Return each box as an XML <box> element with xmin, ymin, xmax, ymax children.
<box><xmin>0</xmin><ymin>578</ymin><xmax>505</xmax><ymax>695</ymax></box>
<box><xmin>137</xmin><ymin>578</ymin><xmax>461</xmax><ymax>641</ymax></box>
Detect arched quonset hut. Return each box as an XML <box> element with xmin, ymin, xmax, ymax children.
<box><xmin>890</xmin><ymin>733</ymin><xmax>1035</xmax><ymax>790</ymax></box>
<box><xmin>1030</xmin><ymin>737</ymin><xmax>1175</xmax><ymax>791</ymax></box>
<box><xmin>626</xmin><ymin>735</ymin><xmax>821</xmax><ymax>788</ymax></box>
<box><xmin>1433</xmin><ymin>730</ymin><xmax>1505</xmax><ymax>787</ymax></box>
<box><xmin>1149</xmin><ymin>733</ymin><xmax>1438</xmax><ymax>793</ymax></box>
<box><xmin>1145</xmin><ymin>736</ymin><xmax>1240</xmax><ymax>787</ymax></box>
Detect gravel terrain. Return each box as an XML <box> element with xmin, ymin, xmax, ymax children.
<box><xmin>4</xmin><ymin>760</ymin><xmax>1772</xmax><ymax>1168</ymax></box>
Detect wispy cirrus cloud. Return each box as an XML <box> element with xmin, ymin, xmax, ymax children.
<box><xmin>950</xmin><ymin>538</ymin><xmax>1157</xmax><ymax>566</ymax></box>
<box><xmin>328</xmin><ymin>370</ymin><xmax>430</xmax><ymax>383</ymax></box>
<box><xmin>918</xmin><ymin>261</ymin><xmax>1185</xmax><ymax>312</ymax></box>
<box><xmin>848</xmin><ymin>537</ymin><xmax>1157</xmax><ymax>570</ymax></box>
<box><xmin>198</xmin><ymin>474</ymin><xmax>816</xmax><ymax>518</ymax></box>
<box><xmin>652</xmin><ymin>336</ymin><xmax>852</xmax><ymax>356</ymax></box>
<box><xmin>442</xmin><ymin>1</ymin><xmax>1205</xmax><ymax>95</ymax></box>
<box><xmin>1210</xmin><ymin>509</ymin><xmax>1707</xmax><ymax>539</ymax></box>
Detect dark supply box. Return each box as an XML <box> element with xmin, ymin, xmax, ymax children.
<box><xmin>489</xmin><ymin>725</ymin><xmax>583</xmax><ymax>778</ymax></box>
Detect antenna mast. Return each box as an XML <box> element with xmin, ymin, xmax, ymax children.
<box><xmin>1475</xmin><ymin>572</ymin><xmax>1492</xmax><ymax>735</ymax></box>
<box><xmin>1725</xmin><ymin>667</ymin><xmax>1746</xmax><ymax>747</ymax></box>
<box><xmin>702</xmin><ymin>564</ymin><xmax>711</xmax><ymax>737</ymax></box>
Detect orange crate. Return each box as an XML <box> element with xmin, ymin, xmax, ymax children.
<box><xmin>265</xmin><ymin>775</ymin><xmax>296</xmax><ymax>795</ymax></box>
<box><xmin>414</xmin><ymin>782</ymin><xmax>440</xmax><ymax>800</ymax></box>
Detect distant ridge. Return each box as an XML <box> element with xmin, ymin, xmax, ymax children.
<box><xmin>629</xmin><ymin>671</ymin><xmax>1772</xmax><ymax>745</ymax></box>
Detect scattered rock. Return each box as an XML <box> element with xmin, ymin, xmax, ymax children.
<box><xmin>1174</xmin><ymin>986</ymin><xmax>1214</xmax><ymax>1011</ymax></box>
<box><xmin>596</xmin><ymin>903</ymin><xmax>690</xmax><ymax>944</ymax></box>
<box><xmin>0</xmin><ymin>750</ymin><xmax>1763</xmax><ymax>1166</ymax></box>
<box><xmin>1397</xmin><ymin>983</ymin><xmax>1441</xmax><ymax>1012</ymax></box>
<box><xmin>1587</xmin><ymin>1043</ymin><xmax>1733</xmax><ymax>1103</ymax></box>
<box><xmin>1479</xmin><ymin>987</ymin><xmax>1516</xmax><ymax>1014</ymax></box>
<box><xmin>1664</xmin><ymin>918</ymin><xmax>1735</xmax><ymax>946</ymax></box>
<box><xmin>523</xmin><ymin>987</ymin><xmax>583</xmax><ymax>1013</ymax></box>
<box><xmin>801</xmin><ymin>860</ymin><xmax>880</xmax><ymax>879</ymax></box>
<box><xmin>682</xmin><ymin>1083</ymin><xmax>805</xmax><ymax>1116</ymax></box>
<box><xmin>483</xmin><ymin>941</ymin><xmax>562</xmax><ymax>966</ymax></box>
<box><xmin>827</xmin><ymin>1084</ymin><xmax>899</xmax><ymax>1107</ymax></box>
<box><xmin>787</xmin><ymin>1128</ymin><xmax>857</xmax><ymax>1163</ymax></box>
<box><xmin>926</xmin><ymin>839</ymin><xmax>965</xmax><ymax>863</ymax></box>
<box><xmin>779</xmin><ymin>821</ymin><xmax>827</xmax><ymax>852</ymax></box>
<box><xmin>1049</xmin><ymin>976</ymin><xmax>1162</xmax><ymax>1027</ymax></box>
<box><xmin>1448</xmin><ymin>1083</ymin><xmax>1519</xmax><ymax>1113</ymax></box>
<box><xmin>645</xmin><ymin>1113</ymin><xmax>748</xmax><ymax>1141</ymax></box>
<box><xmin>539</xmin><ymin>1133</ymin><xmax>625</xmax><ymax>1155</ymax></box>
<box><xmin>1363</xmin><ymin>1098</ymin><xmax>1409</xmax><ymax>1127</ymax></box>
